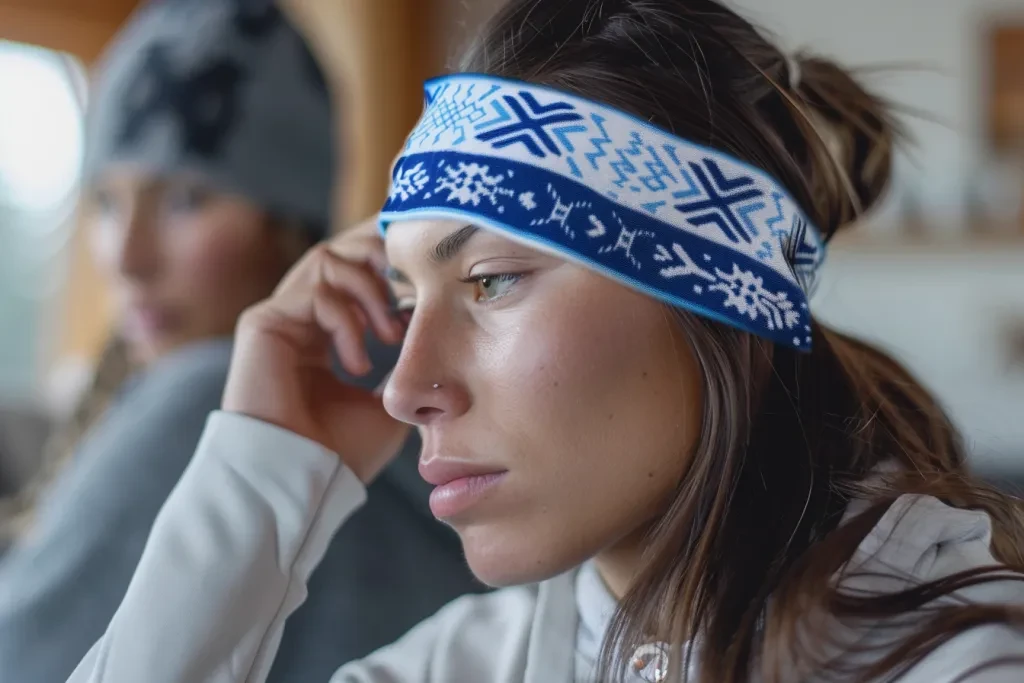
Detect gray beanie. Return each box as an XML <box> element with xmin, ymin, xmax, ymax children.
<box><xmin>84</xmin><ymin>0</ymin><xmax>335</xmax><ymax>238</ymax></box>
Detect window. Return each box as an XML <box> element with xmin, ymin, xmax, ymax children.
<box><xmin>0</xmin><ymin>40</ymin><xmax>85</xmax><ymax>399</ymax></box>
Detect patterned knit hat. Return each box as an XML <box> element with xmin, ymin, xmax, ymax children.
<box><xmin>83</xmin><ymin>0</ymin><xmax>335</xmax><ymax>238</ymax></box>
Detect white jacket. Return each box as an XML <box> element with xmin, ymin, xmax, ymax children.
<box><xmin>68</xmin><ymin>412</ymin><xmax>1024</xmax><ymax>683</ymax></box>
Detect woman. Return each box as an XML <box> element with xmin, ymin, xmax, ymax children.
<box><xmin>68</xmin><ymin>0</ymin><xmax>1024</xmax><ymax>681</ymax></box>
<box><xmin>0</xmin><ymin>1</ymin><xmax>479</xmax><ymax>682</ymax></box>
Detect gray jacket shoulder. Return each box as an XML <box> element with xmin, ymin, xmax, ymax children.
<box><xmin>31</xmin><ymin>337</ymin><xmax>234</xmax><ymax>535</ymax></box>
<box><xmin>0</xmin><ymin>339</ymin><xmax>234</xmax><ymax>683</ymax></box>
<box><xmin>51</xmin><ymin>338</ymin><xmax>234</xmax><ymax>512</ymax></box>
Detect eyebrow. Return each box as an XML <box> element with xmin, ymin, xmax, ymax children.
<box><xmin>386</xmin><ymin>224</ymin><xmax>480</xmax><ymax>284</ymax></box>
<box><xmin>431</xmin><ymin>224</ymin><xmax>479</xmax><ymax>262</ymax></box>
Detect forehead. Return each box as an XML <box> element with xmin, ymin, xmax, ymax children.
<box><xmin>383</xmin><ymin>218</ymin><xmax>560</xmax><ymax>278</ymax></box>
<box><xmin>384</xmin><ymin>217</ymin><xmax>465</xmax><ymax>241</ymax></box>
<box><xmin>91</xmin><ymin>164</ymin><xmax>208</xmax><ymax>194</ymax></box>
<box><xmin>384</xmin><ymin>217</ymin><xmax>551</xmax><ymax>258</ymax></box>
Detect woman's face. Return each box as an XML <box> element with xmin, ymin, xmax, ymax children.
<box><xmin>383</xmin><ymin>219</ymin><xmax>704</xmax><ymax>587</ymax></box>
<box><xmin>88</xmin><ymin>166</ymin><xmax>302</xmax><ymax>363</ymax></box>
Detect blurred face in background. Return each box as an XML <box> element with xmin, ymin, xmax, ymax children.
<box><xmin>88</xmin><ymin>165</ymin><xmax>307</xmax><ymax>363</ymax></box>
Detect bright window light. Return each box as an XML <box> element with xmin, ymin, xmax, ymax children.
<box><xmin>0</xmin><ymin>41</ymin><xmax>84</xmax><ymax>212</ymax></box>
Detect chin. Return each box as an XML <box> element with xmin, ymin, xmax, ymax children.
<box><xmin>455</xmin><ymin>520</ymin><xmax>595</xmax><ymax>588</ymax></box>
<box><xmin>123</xmin><ymin>332</ymin><xmax>176</xmax><ymax>365</ymax></box>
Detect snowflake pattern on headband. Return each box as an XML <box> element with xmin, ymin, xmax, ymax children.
<box><xmin>381</xmin><ymin>75</ymin><xmax>825</xmax><ymax>350</ymax></box>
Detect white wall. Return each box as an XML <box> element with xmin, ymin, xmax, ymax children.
<box><xmin>732</xmin><ymin>0</ymin><xmax>1024</xmax><ymax>232</ymax></box>
<box><xmin>813</xmin><ymin>249</ymin><xmax>1024</xmax><ymax>471</ymax></box>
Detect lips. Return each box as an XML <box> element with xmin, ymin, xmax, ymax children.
<box><xmin>419</xmin><ymin>457</ymin><xmax>509</xmax><ymax>519</ymax></box>
<box><xmin>418</xmin><ymin>458</ymin><xmax>507</xmax><ymax>487</ymax></box>
<box><xmin>125</xmin><ymin>302</ymin><xmax>177</xmax><ymax>337</ymax></box>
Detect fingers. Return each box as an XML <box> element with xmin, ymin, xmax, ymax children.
<box><xmin>247</xmin><ymin>238</ymin><xmax>404</xmax><ymax>379</ymax></box>
<box><xmin>320</xmin><ymin>249</ymin><xmax>402</xmax><ymax>344</ymax></box>
<box><xmin>311</xmin><ymin>282</ymin><xmax>371</xmax><ymax>375</ymax></box>
<box><xmin>325</xmin><ymin>215</ymin><xmax>388</xmax><ymax>272</ymax></box>
<box><xmin>335</xmin><ymin>214</ymin><xmax>382</xmax><ymax>242</ymax></box>
<box><xmin>373</xmin><ymin>369</ymin><xmax>393</xmax><ymax>397</ymax></box>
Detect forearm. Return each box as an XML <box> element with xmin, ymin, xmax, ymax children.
<box><xmin>67</xmin><ymin>412</ymin><xmax>366</xmax><ymax>683</ymax></box>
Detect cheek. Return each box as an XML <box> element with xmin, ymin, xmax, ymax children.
<box><xmin>88</xmin><ymin>220</ymin><xmax>121</xmax><ymax>275</ymax></box>
<box><xmin>170</xmin><ymin>225</ymin><xmax>280</xmax><ymax>298</ymax></box>
<box><xmin>176</xmin><ymin>231</ymin><xmax>242</xmax><ymax>281</ymax></box>
<box><xmin>481</xmin><ymin>275</ymin><xmax>700</xmax><ymax>483</ymax></box>
<box><xmin>462</xmin><ymin>274</ymin><xmax>702</xmax><ymax>583</ymax></box>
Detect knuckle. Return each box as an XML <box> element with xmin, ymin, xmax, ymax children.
<box><xmin>312</xmin><ymin>279</ymin><xmax>336</xmax><ymax>300</ymax></box>
<box><xmin>236</xmin><ymin>302</ymin><xmax>273</xmax><ymax>331</ymax></box>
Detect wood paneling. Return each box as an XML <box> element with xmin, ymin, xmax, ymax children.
<box><xmin>283</xmin><ymin>0</ymin><xmax>442</xmax><ymax>228</ymax></box>
<box><xmin>988</xmin><ymin>23</ymin><xmax>1024</xmax><ymax>154</ymax></box>
<box><xmin>57</xmin><ymin>224</ymin><xmax>114</xmax><ymax>362</ymax></box>
<box><xmin>0</xmin><ymin>0</ymin><xmax>139</xmax><ymax>62</ymax></box>
<box><xmin>986</xmin><ymin>22</ymin><xmax>1024</xmax><ymax>238</ymax></box>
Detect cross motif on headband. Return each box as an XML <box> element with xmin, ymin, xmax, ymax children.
<box><xmin>474</xmin><ymin>91</ymin><xmax>585</xmax><ymax>158</ymax></box>
<box><xmin>673</xmin><ymin>159</ymin><xmax>766</xmax><ymax>244</ymax></box>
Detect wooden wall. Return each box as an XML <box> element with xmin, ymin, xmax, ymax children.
<box><xmin>0</xmin><ymin>0</ymin><xmax>139</xmax><ymax>62</ymax></box>
<box><xmin>0</xmin><ymin>0</ymin><xmax>441</xmax><ymax>366</ymax></box>
<box><xmin>284</xmin><ymin>0</ymin><xmax>441</xmax><ymax>226</ymax></box>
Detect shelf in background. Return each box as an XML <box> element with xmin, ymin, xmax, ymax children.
<box><xmin>827</xmin><ymin>230</ymin><xmax>1024</xmax><ymax>255</ymax></box>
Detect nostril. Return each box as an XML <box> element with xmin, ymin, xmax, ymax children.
<box><xmin>415</xmin><ymin>406</ymin><xmax>444</xmax><ymax>419</ymax></box>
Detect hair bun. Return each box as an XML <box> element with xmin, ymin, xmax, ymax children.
<box><xmin>789</xmin><ymin>55</ymin><xmax>900</xmax><ymax>237</ymax></box>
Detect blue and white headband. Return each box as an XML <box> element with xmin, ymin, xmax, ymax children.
<box><xmin>380</xmin><ymin>74</ymin><xmax>825</xmax><ymax>350</ymax></box>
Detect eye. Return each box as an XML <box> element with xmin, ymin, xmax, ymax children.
<box><xmin>390</xmin><ymin>272</ymin><xmax>525</xmax><ymax>321</ymax></box>
<box><xmin>164</xmin><ymin>184</ymin><xmax>211</xmax><ymax>213</ymax></box>
<box><xmin>392</xmin><ymin>304</ymin><xmax>415</xmax><ymax>325</ymax></box>
<box><xmin>467</xmin><ymin>273</ymin><xmax>521</xmax><ymax>303</ymax></box>
<box><xmin>92</xmin><ymin>188</ymin><xmax>118</xmax><ymax>217</ymax></box>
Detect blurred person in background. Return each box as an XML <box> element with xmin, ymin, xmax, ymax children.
<box><xmin>62</xmin><ymin>0</ymin><xmax>1024</xmax><ymax>682</ymax></box>
<box><xmin>0</xmin><ymin>1</ymin><xmax>480</xmax><ymax>681</ymax></box>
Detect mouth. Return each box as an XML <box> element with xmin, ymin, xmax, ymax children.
<box><xmin>419</xmin><ymin>459</ymin><xmax>508</xmax><ymax>519</ymax></box>
<box><xmin>124</xmin><ymin>303</ymin><xmax>178</xmax><ymax>340</ymax></box>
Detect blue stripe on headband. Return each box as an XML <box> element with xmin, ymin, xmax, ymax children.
<box><xmin>380</xmin><ymin>74</ymin><xmax>825</xmax><ymax>350</ymax></box>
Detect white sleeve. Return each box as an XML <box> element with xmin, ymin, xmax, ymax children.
<box><xmin>893</xmin><ymin>624</ymin><xmax>1024</xmax><ymax>683</ymax></box>
<box><xmin>66</xmin><ymin>411</ymin><xmax>367</xmax><ymax>683</ymax></box>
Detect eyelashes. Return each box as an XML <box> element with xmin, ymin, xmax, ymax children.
<box><xmin>392</xmin><ymin>271</ymin><xmax>527</xmax><ymax>320</ymax></box>
<box><xmin>460</xmin><ymin>272</ymin><xmax>522</xmax><ymax>303</ymax></box>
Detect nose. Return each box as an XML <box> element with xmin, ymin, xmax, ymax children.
<box><xmin>114</xmin><ymin>213</ymin><xmax>160</xmax><ymax>281</ymax></box>
<box><xmin>91</xmin><ymin>196</ymin><xmax>159</xmax><ymax>284</ymax></box>
<box><xmin>382</xmin><ymin>309</ymin><xmax>470</xmax><ymax>426</ymax></box>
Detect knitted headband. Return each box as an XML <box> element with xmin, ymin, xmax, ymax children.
<box><xmin>84</xmin><ymin>0</ymin><xmax>335</xmax><ymax>238</ymax></box>
<box><xmin>381</xmin><ymin>74</ymin><xmax>824</xmax><ymax>350</ymax></box>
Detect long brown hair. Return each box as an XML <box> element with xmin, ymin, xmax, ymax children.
<box><xmin>460</xmin><ymin>1</ymin><xmax>1024</xmax><ymax>681</ymax></box>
